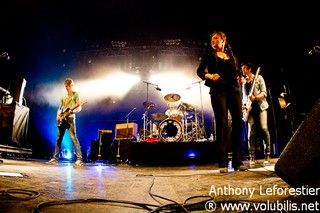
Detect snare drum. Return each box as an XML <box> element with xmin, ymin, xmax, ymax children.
<box><xmin>158</xmin><ymin>119</ymin><xmax>183</xmax><ymax>142</ymax></box>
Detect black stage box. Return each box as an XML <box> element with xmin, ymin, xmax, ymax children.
<box><xmin>109</xmin><ymin>140</ymin><xmax>131</xmax><ymax>164</ymax></box>
<box><xmin>90</xmin><ymin>129</ymin><xmax>112</xmax><ymax>162</ymax></box>
<box><xmin>130</xmin><ymin>141</ymin><xmax>217</xmax><ymax>166</ymax></box>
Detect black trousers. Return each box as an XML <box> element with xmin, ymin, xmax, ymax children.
<box><xmin>210</xmin><ymin>86</ymin><xmax>243</xmax><ymax>168</ymax></box>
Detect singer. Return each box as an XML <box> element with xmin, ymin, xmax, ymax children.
<box><xmin>196</xmin><ymin>31</ymin><xmax>247</xmax><ymax>173</ymax></box>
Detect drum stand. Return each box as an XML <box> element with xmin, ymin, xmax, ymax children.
<box><xmin>182</xmin><ymin>111</ymin><xmax>189</xmax><ymax>142</ymax></box>
<box><xmin>142</xmin><ymin>105</ymin><xmax>151</xmax><ymax>141</ymax></box>
<box><xmin>194</xmin><ymin>108</ymin><xmax>200</xmax><ymax>140</ymax></box>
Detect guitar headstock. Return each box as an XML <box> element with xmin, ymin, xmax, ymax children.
<box><xmin>80</xmin><ymin>100</ymin><xmax>88</xmax><ymax>106</ymax></box>
<box><xmin>257</xmin><ymin>66</ymin><xmax>261</xmax><ymax>75</ymax></box>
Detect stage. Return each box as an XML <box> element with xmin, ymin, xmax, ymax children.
<box><xmin>0</xmin><ymin>157</ymin><xmax>314</xmax><ymax>213</ymax></box>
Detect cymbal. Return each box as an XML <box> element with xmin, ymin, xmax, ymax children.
<box><xmin>151</xmin><ymin>113</ymin><xmax>168</xmax><ymax>120</ymax></box>
<box><xmin>164</xmin><ymin>93</ymin><xmax>181</xmax><ymax>102</ymax></box>
<box><xmin>178</xmin><ymin>102</ymin><xmax>195</xmax><ymax>112</ymax></box>
<box><xmin>143</xmin><ymin>101</ymin><xmax>157</xmax><ymax>109</ymax></box>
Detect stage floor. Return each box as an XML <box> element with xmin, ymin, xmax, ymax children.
<box><xmin>0</xmin><ymin>157</ymin><xmax>314</xmax><ymax>213</ymax></box>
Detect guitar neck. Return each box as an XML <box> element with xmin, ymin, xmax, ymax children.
<box><xmin>247</xmin><ymin>67</ymin><xmax>261</xmax><ymax>97</ymax></box>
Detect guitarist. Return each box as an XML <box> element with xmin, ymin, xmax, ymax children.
<box><xmin>47</xmin><ymin>78</ymin><xmax>83</xmax><ymax>167</ymax></box>
<box><xmin>240</xmin><ymin>62</ymin><xmax>271</xmax><ymax>165</ymax></box>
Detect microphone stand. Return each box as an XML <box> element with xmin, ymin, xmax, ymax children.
<box><xmin>197</xmin><ymin>80</ymin><xmax>207</xmax><ymax>140</ymax></box>
<box><xmin>142</xmin><ymin>105</ymin><xmax>151</xmax><ymax>142</ymax></box>
<box><xmin>142</xmin><ymin>81</ymin><xmax>161</xmax><ymax>141</ymax></box>
<box><xmin>97</xmin><ymin>130</ymin><xmax>103</xmax><ymax>161</ymax></box>
<box><xmin>125</xmin><ymin>107</ymin><xmax>136</xmax><ymax>141</ymax></box>
<box><xmin>187</xmin><ymin>80</ymin><xmax>206</xmax><ymax>140</ymax></box>
<box><xmin>116</xmin><ymin>108</ymin><xmax>136</xmax><ymax>163</ymax></box>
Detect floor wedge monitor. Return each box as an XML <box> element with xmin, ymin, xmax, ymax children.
<box><xmin>275</xmin><ymin>99</ymin><xmax>320</xmax><ymax>193</ymax></box>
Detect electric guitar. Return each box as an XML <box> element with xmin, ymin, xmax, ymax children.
<box><xmin>57</xmin><ymin>100</ymin><xmax>87</xmax><ymax>126</ymax></box>
<box><xmin>242</xmin><ymin>67</ymin><xmax>261</xmax><ymax>122</ymax></box>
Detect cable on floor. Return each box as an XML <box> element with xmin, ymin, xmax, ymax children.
<box><xmin>32</xmin><ymin>198</ymin><xmax>160</xmax><ymax>213</ymax></box>
<box><xmin>0</xmin><ymin>188</ymin><xmax>40</xmax><ymax>201</ymax></box>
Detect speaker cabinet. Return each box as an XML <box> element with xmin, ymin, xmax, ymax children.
<box><xmin>275</xmin><ymin>99</ymin><xmax>320</xmax><ymax>190</ymax></box>
<box><xmin>90</xmin><ymin>129</ymin><xmax>112</xmax><ymax>162</ymax></box>
<box><xmin>115</xmin><ymin>123</ymin><xmax>137</xmax><ymax>140</ymax></box>
<box><xmin>109</xmin><ymin>140</ymin><xmax>131</xmax><ymax>164</ymax></box>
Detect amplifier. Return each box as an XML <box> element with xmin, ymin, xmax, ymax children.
<box><xmin>115</xmin><ymin>123</ymin><xmax>138</xmax><ymax>140</ymax></box>
<box><xmin>90</xmin><ymin>129</ymin><xmax>113</xmax><ymax>162</ymax></box>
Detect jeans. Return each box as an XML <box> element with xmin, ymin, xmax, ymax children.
<box><xmin>52</xmin><ymin>117</ymin><xmax>83</xmax><ymax>161</ymax></box>
<box><xmin>247</xmin><ymin>109</ymin><xmax>271</xmax><ymax>157</ymax></box>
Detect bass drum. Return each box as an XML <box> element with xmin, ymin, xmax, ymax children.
<box><xmin>158</xmin><ymin>119</ymin><xmax>183</xmax><ymax>142</ymax></box>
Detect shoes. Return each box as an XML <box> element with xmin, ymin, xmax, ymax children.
<box><xmin>234</xmin><ymin>165</ymin><xmax>248</xmax><ymax>171</ymax></box>
<box><xmin>263</xmin><ymin>155</ymin><xmax>270</xmax><ymax>164</ymax></box>
<box><xmin>73</xmin><ymin>160</ymin><xmax>83</xmax><ymax>167</ymax></box>
<box><xmin>46</xmin><ymin>158</ymin><xmax>58</xmax><ymax>165</ymax></box>
<box><xmin>219</xmin><ymin>167</ymin><xmax>228</xmax><ymax>173</ymax></box>
<box><xmin>249</xmin><ymin>157</ymin><xmax>255</xmax><ymax>165</ymax></box>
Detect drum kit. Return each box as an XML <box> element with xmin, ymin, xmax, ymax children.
<box><xmin>139</xmin><ymin>93</ymin><xmax>205</xmax><ymax>142</ymax></box>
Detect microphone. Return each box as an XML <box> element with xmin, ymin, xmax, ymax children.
<box><xmin>309</xmin><ymin>49</ymin><xmax>314</xmax><ymax>55</ymax></box>
<box><xmin>153</xmin><ymin>84</ymin><xmax>161</xmax><ymax>91</ymax></box>
<box><xmin>125</xmin><ymin>107</ymin><xmax>136</xmax><ymax>118</ymax></box>
<box><xmin>309</xmin><ymin>45</ymin><xmax>320</xmax><ymax>55</ymax></box>
<box><xmin>0</xmin><ymin>86</ymin><xmax>10</xmax><ymax>94</ymax></box>
<box><xmin>0</xmin><ymin>52</ymin><xmax>10</xmax><ymax>60</ymax></box>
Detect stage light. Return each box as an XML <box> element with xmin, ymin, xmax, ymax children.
<box><xmin>185</xmin><ymin>151</ymin><xmax>198</xmax><ymax>159</ymax></box>
<box><xmin>65</xmin><ymin>150</ymin><xmax>72</xmax><ymax>159</ymax></box>
<box><xmin>60</xmin><ymin>148</ymin><xmax>73</xmax><ymax>160</ymax></box>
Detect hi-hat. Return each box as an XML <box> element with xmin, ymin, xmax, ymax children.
<box><xmin>164</xmin><ymin>93</ymin><xmax>181</xmax><ymax>102</ymax></box>
<box><xmin>143</xmin><ymin>101</ymin><xmax>157</xmax><ymax>109</ymax></box>
<box><xmin>150</xmin><ymin>113</ymin><xmax>168</xmax><ymax>121</ymax></box>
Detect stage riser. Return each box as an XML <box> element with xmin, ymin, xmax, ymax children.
<box><xmin>109</xmin><ymin>141</ymin><xmax>217</xmax><ymax>166</ymax></box>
